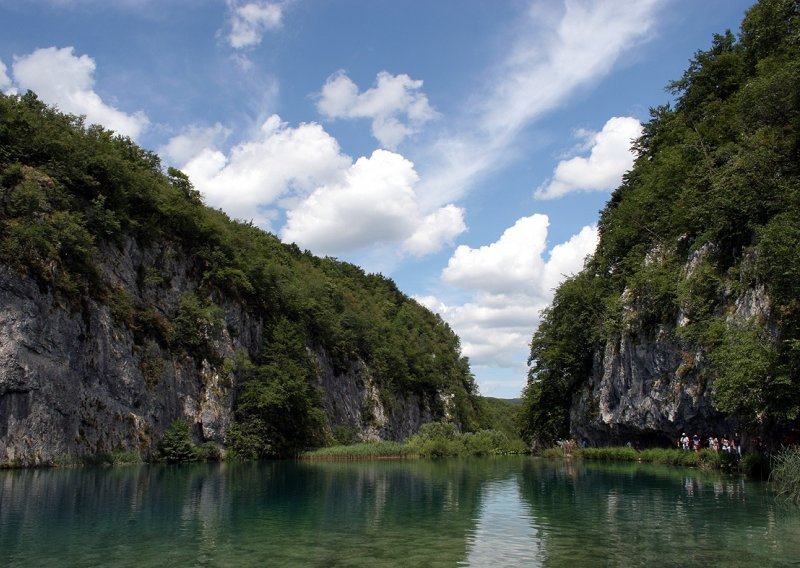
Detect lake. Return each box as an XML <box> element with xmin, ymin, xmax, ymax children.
<box><xmin>1</xmin><ymin>457</ymin><xmax>798</xmax><ymax>566</ymax></box>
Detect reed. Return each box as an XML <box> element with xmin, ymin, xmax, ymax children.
<box><xmin>538</xmin><ymin>447</ymin><xmax>565</xmax><ymax>459</ymax></box>
<box><xmin>579</xmin><ymin>447</ymin><xmax>638</xmax><ymax>461</ymax></box>
<box><xmin>770</xmin><ymin>446</ymin><xmax>800</xmax><ymax>504</ymax></box>
<box><xmin>301</xmin><ymin>441</ymin><xmax>418</xmax><ymax>460</ymax></box>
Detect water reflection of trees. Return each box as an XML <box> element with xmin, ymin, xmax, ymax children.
<box><xmin>0</xmin><ymin>459</ymin><xmax>522</xmax><ymax>567</ymax></box>
<box><xmin>516</xmin><ymin>460</ymin><xmax>800</xmax><ymax>566</ymax></box>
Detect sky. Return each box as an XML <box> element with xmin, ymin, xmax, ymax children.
<box><xmin>0</xmin><ymin>0</ymin><xmax>756</xmax><ymax>398</ymax></box>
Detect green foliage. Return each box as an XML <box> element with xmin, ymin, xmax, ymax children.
<box><xmin>0</xmin><ymin>89</ymin><xmax>481</xmax><ymax>460</ymax></box>
<box><xmin>708</xmin><ymin>319</ymin><xmax>798</xmax><ymax>424</ymax></box>
<box><xmin>676</xmin><ymin>256</ymin><xmax>722</xmax><ymax>337</ymax></box>
<box><xmin>475</xmin><ymin>397</ymin><xmax>525</xmax><ymax>443</ymax></box>
<box><xmin>157</xmin><ymin>419</ymin><xmax>200</xmax><ymax>463</ymax></box>
<box><xmin>302</xmin><ymin>441</ymin><xmax>416</xmax><ymax>460</ymax></box>
<box><xmin>520</xmin><ymin>271</ymin><xmax>605</xmax><ymax>446</ymax></box>
<box><xmin>581</xmin><ymin>447</ymin><xmax>639</xmax><ymax>462</ymax></box>
<box><xmin>740</xmin><ymin>451</ymin><xmax>771</xmax><ymax>480</ymax></box>
<box><xmin>331</xmin><ymin>425</ymin><xmax>359</xmax><ymax>446</ymax></box>
<box><xmin>547</xmin><ymin>446</ymin><xmax>726</xmax><ymax>470</ymax></box>
<box><xmin>169</xmin><ymin>293</ymin><xmax>224</xmax><ymax>361</ymax></box>
<box><xmin>461</xmin><ymin>430</ymin><xmax>511</xmax><ymax>455</ymax></box>
<box><xmin>228</xmin><ymin>319</ymin><xmax>327</xmax><ymax>459</ymax></box>
<box><xmin>521</xmin><ymin>0</ymin><xmax>800</xmax><ymax>437</ymax></box>
<box><xmin>405</xmin><ymin>421</ymin><xmax>523</xmax><ymax>457</ymax></box>
<box><xmin>407</xmin><ymin>421</ymin><xmax>462</xmax><ymax>457</ymax></box>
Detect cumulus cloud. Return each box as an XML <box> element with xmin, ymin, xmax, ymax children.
<box><xmin>169</xmin><ymin>118</ymin><xmax>465</xmax><ymax>254</ymax></box>
<box><xmin>281</xmin><ymin>149</ymin><xmax>465</xmax><ymax>256</ymax></box>
<box><xmin>177</xmin><ymin>115</ymin><xmax>350</xmax><ymax>227</ymax></box>
<box><xmin>418</xmin><ymin>0</ymin><xmax>660</xmax><ymax>208</ymax></box>
<box><xmin>281</xmin><ymin>150</ymin><xmax>419</xmax><ymax>253</ymax></box>
<box><xmin>0</xmin><ymin>58</ymin><xmax>11</xmax><ymax>91</ymax></box>
<box><xmin>226</xmin><ymin>0</ymin><xmax>284</xmax><ymax>49</ymax></box>
<box><xmin>316</xmin><ymin>71</ymin><xmax>437</xmax><ymax>149</ymax></box>
<box><xmin>160</xmin><ymin>123</ymin><xmax>231</xmax><ymax>166</ymax></box>
<box><xmin>403</xmin><ymin>205</ymin><xmax>466</xmax><ymax>257</ymax></box>
<box><xmin>422</xmin><ymin>217</ymin><xmax>597</xmax><ymax>384</ymax></box>
<box><xmin>443</xmin><ymin>215</ymin><xmax>550</xmax><ymax>296</ymax></box>
<box><xmin>11</xmin><ymin>47</ymin><xmax>149</xmax><ymax>139</ymax></box>
<box><xmin>535</xmin><ymin>116</ymin><xmax>642</xmax><ymax>199</ymax></box>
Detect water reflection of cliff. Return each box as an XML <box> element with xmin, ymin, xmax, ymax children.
<box><xmin>516</xmin><ymin>459</ymin><xmax>800</xmax><ymax>566</ymax></box>
<box><xmin>4</xmin><ymin>459</ymin><xmax>797</xmax><ymax>566</ymax></box>
<box><xmin>0</xmin><ymin>459</ymin><xmax>519</xmax><ymax>567</ymax></box>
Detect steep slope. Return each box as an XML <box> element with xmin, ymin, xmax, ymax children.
<box><xmin>0</xmin><ymin>93</ymin><xmax>480</xmax><ymax>466</ymax></box>
<box><xmin>521</xmin><ymin>0</ymin><xmax>800</xmax><ymax>447</ymax></box>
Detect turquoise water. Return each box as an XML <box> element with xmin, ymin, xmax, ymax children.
<box><xmin>1</xmin><ymin>458</ymin><xmax>799</xmax><ymax>566</ymax></box>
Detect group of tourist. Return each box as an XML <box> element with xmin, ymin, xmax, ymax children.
<box><xmin>679</xmin><ymin>432</ymin><xmax>741</xmax><ymax>456</ymax></box>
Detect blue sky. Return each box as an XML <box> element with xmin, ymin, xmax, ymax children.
<box><xmin>0</xmin><ymin>0</ymin><xmax>755</xmax><ymax>398</ymax></box>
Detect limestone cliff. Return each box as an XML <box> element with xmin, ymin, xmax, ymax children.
<box><xmin>0</xmin><ymin>236</ymin><xmax>456</xmax><ymax>466</ymax></box>
<box><xmin>570</xmin><ymin>253</ymin><xmax>773</xmax><ymax>446</ymax></box>
<box><xmin>0</xmin><ymin>93</ymin><xmax>476</xmax><ymax>467</ymax></box>
<box><xmin>521</xmin><ymin>1</ymin><xmax>800</xmax><ymax>446</ymax></box>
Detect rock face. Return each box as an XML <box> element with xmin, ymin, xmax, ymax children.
<box><xmin>313</xmin><ymin>348</ymin><xmax>442</xmax><ymax>442</ymax></box>
<box><xmin>0</xmin><ymin>237</ymin><xmax>451</xmax><ymax>466</ymax></box>
<box><xmin>570</xmin><ymin>329</ymin><xmax>732</xmax><ymax>446</ymax></box>
<box><xmin>569</xmin><ymin>250</ymin><xmax>771</xmax><ymax>446</ymax></box>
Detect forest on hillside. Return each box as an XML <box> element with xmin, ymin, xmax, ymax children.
<box><xmin>521</xmin><ymin>0</ymin><xmax>800</xmax><ymax>444</ymax></box>
<box><xmin>0</xmin><ymin>91</ymin><xmax>482</xmax><ymax>457</ymax></box>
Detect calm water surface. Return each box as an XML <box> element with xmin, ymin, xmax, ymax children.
<box><xmin>1</xmin><ymin>458</ymin><xmax>799</xmax><ymax>567</ymax></box>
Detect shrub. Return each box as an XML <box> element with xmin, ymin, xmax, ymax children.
<box><xmin>697</xmin><ymin>449</ymin><xmax>722</xmax><ymax>469</ymax></box>
<box><xmin>157</xmin><ymin>419</ymin><xmax>200</xmax><ymax>463</ymax></box>
<box><xmin>462</xmin><ymin>430</ymin><xmax>510</xmax><ymax>455</ymax></box>
<box><xmin>538</xmin><ymin>447</ymin><xmax>565</xmax><ymax>459</ymax></box>
<box><xmin>169</xmin><ymin>293</ymin><xmax>224</xmax><ymax>361</ymax></box>
<box><xmin>740</xmin><ymin>451</ymin><xmax>770</xmax><ymax>479</ymax></box>
<box><xmin>197</xmin><ymin>442</ymin><xmax>224</xmax><ymax>462</ymax></box>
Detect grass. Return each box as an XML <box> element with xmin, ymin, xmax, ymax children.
<box><xmin>770</xmin><ymin>446</ymin><xmax>800</xmax><ymax>504</ymax></box>
<box><xmin>301</xmin><ymin>425</ymin><xmax>529</xmax><ymax>461</ymax></box>
<box><xmin>301</xmin><ymin>441</ymin><xmax>419</xmax><ymax>460</ymax></box>
<box><xmin>538</xmin><ymin>445</ymin><xmax>747</xmax><ymax>472</ymax></box>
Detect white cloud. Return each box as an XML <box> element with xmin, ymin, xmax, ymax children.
<box><xmin>542</xmin><ymin>224</ymin><xmax>598</xmax><ymax>292</ymax></box>
<box><xmin>535</xmin><ymin>116</ymin><xmax>642</xmax><ymax>199</ymax></box>
<box><xmin>227</xmin><ymin>1</ymin><xmax>284</xmax><ymax>49</ymax></box>
<box><xmin>317</xmin><ymin>71</ymin><xmax>437</xmax><ymax>149</ymax></box>
<box><xmin>160</xmin><ymin>123</ymin><xmax>231</xmax><ymax>166</ymax></box>
<box><xmin>403</xmin><ymin>204</ymin><xmax>466</xmax><ymax>257</ymax></box>
<box><xmin>281</xmin><ymin>149</ymin><xmax>465</xmax><ymax>256</ymax></box>
<box><xmin>170</xmin><ymin>118</ymin><xmax>465</xmax><ymax>255</ymax></box>
<box><xmin>0</xmin><ymin>58</ymin><xmax>11</xmax><ymax>91</ymax></box>
<box><xmin>443</xmin><ymin>215</ymin><xmax>551</xmax><ymax>296</ymax></box>
<box><xmin>422</xmin><ymin>218</ymin><xmax>597</xmax><ymax>391</ymax></box>
<box><xmin>418</xmin><ymin>0</ymin><xmax>660</xmax><ymax>209</ymax></box>
<box><xmin>11</xmin><ymin>47</ymin><xmax>149</xmax><ymax>139</ymax></box>
<box><xmin>177</xmin><ymin>115</ymin><xmax>350</xmax><ymax>227</ymax></box>
<box><xmin>281</xmin><ymin>150</ymin><xmax>419</xmax><ymax>253</ymax></box>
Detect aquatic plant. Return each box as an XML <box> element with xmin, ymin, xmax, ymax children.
<box><xmin>301</xmin><ymin>441</ymin><xmax>417</xmax><ymax>460</ymax></box>
<box><xmin>770</xmin><ymin>446</ymin><xmax>800</xmax><ymax>504</ymax></box>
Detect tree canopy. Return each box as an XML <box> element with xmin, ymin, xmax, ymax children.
<box><xmin>0</xmin><ymin>90</ymin><xmax>481</xmax><ymax>457</ymax></box>
<box><xmin>520</xmin><ymin>0</ymin><xmax>800</xmax><ymax>443</ymax></box>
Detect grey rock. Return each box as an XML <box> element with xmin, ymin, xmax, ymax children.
<box><xmin>0</xmin><ymin>236</ymin><xmax>454</xmax><ymax>466</ymax></box>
